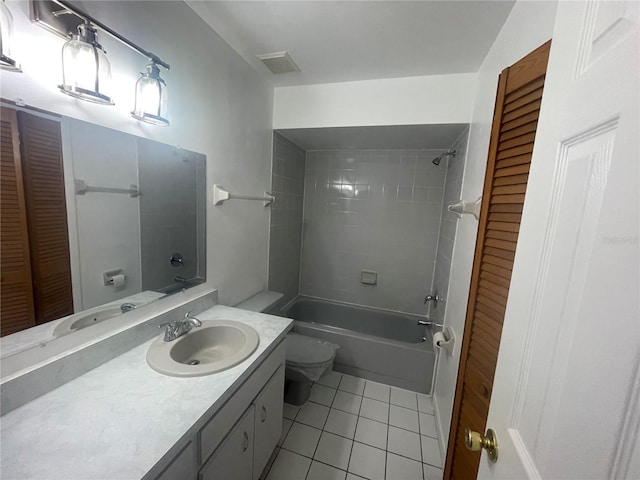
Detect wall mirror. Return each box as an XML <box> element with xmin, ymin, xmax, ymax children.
<box><xmin>0</xmin><ymin>104</ymin><xmax>206</xmax><ymax>359</ymax></box>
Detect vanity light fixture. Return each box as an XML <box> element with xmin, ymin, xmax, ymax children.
<box><xmin>30</xmin><ymin>0</ymin><xmax>171</xmax><ymax>124</ymax></box>
<box><xmin>59</xmin><ymin>22</ymin><xmax>113</xmax><ymax>104</ymax></box>
<box><xmin>0</xmin><ymin>0</ymin><xmax>21</xmax><ymax>72</ymax></box>
<box><xmin>132</xmin><ymin>62</ymin><xmax>169</xmax><ymax>126</ymax></box>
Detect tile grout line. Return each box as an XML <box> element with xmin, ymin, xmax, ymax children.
<box><xmin>417</xmin><ymin>399</ymin><xmax>426</xmax><ymax>480</ymax></box>
<box><xmin>347</xmin><ymin>379</ymin><xmax>366</xmax><ymax>478</ymax></box>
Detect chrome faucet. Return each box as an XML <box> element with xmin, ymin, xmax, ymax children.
<box><xmin>160</xmin><ymin>311</ymin><xmax>202</xmax><ymax>342</ymax></box>
<box><xmin>120</xmin><ymin>302</ymin><xmax>136</xmax><ymax>313</ymax></box>
<box><xmin>424</xmin><ymin>290</ymin><xmax>444</xmax><ymax>308</ymax></box>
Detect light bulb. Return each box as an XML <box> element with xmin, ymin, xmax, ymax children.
<box><xmin>0</xmin><ymin>0</ymin><xmax>21</xmax><ymax>71</ymax></box>
<box><xmin>59</xmin><ymin>23</ymin><xmax>113</xmax><ymax>105</ymax></box>
<box><xmin>131</xmin><ymin>63</ymin><xmax>169</xmax><ymax>126</ymax></box>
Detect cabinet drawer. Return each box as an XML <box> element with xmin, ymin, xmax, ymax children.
<box><xmin>253</xmin><ymin>366</ymin><xmax>284</xmax><ymax>480</ymax></box>
<box><xmin>200</xmin><ymin>341</ymin><xmax>285</xmax><ymax>463</ymax></box>
<box><xmin>200</xmin><ymin>406</ymin><xmax>255</xmax><ymax>480</ymax></box>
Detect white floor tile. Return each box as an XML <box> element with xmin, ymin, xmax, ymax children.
<box><xmin>360</xmin><ymin>397</ymin><xmax>389</xmax><ymax>424</ymax></box>
<box><xmin>389</xmin><ymin>405</ymin><xmax>420</xmax><ymax>433</ymax></box>
<box><xmin>283</xmin><ymin>403</ymin><xmax>300</xmax><ymax>420</ymax></box>
<box><xmin>348</xmin><ymin>442</ymin><xmax>386</xmax><ymax>480</ymax></box>
<box><xmin>364</xmin><ymin>381</ymin><xmax>390</xmax><ymax>403</ymax></box>
<box><xmin>307</xmin><ymin>461</ymin><xmax>347</xmax><ymax>480</ymax></box>
<box><xmin>332</xmin><ymin>390</ymin><xmax>363</xmax><ymax>415</ymax></box>
<box><xmin>314</xmin><ymin>431</ymin><xmax>354</xmax><ymax>471</ymax></box>
<box><xmin>421</xmin><ymin>435</ymin><xmax>442</xmax><ymax>468</ymax></box>
<box><xmin>310</xmin><ymin>384</ymin><xmax>337</xmax><ymax>407</ymax></box>
<box><xmin>296</xmin><ymin>402</ymin><xmax>330</xmax><ymax>430</ymax></box>
<box><xmin>266</xmin><ymin>449</ymin><xmax>311</xmax><ymax>480</ymax></box>
<box><xmin>390</xmin><ymin>387</ymin><xmax>418</xmax><ymax>410</ymax></box>
<box><xmin>419</xmin><ymin>412</ymin><xmax>437</xmax><ymax>438</ymax></box>
<box><xmin>385</xmin><ymin>452</ymin><xmax>423</xmax><ymax>480</ymax></box>
<box><xmin>325</xmin><ymin>408</ymin><xmax>358</xmax><ymax>439</ymax></box>
<box><xmin>278</xmin><ymin>418</ymin><xmax>293</xmax><ymax>446</ymax></box>
<box><xmin>387</xmin><ymin>426</ymin><xmax>421</xmax><ymax>462</ymax></box>
<box><xmin>317</xmin><ymin>371</ymin><xmax>343</xmax><ymax>389</ymax></box>
<box><xmin>354</xmin><ymin>417</ymin><xmax>388</xmax><ymax>450</ymax></box>
<box><xmin>282</xmin><ymin>422</ymin><xmax>321</xmax><ymax>458</ymax></box>
<box><xmin>423</xmin><ymin>463</ymin><xmax>443</xmax><ymax>480</ymax></box>
<box><xmin>339</xmin><ymin>374</ymin><xmax>366</xmax><ymax>395</ymax></box>
<box><xmin>417</xmin><ymin>394</ymin><xmax>434</xmax><ymax>415</ymax></box>
<box><xmin>347</xmin><ymin>474</ymin><xmax>368</xmax><ymax>480</ymax></box>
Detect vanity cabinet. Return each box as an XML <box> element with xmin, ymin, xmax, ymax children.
<box><xmin>150</xmin><ymin>341</ymin><xmax>285</xmax><ymax>480</ymax></box>
<box><xmin>200</xmin><ymin>406</ymin><xmax>255</xmax><ymax>480</ymax></box>
<box><xmin>199</xmin><ymin>366</ymin><xmax>284</xmax><ymax>480</ymax></box>
<box><xmin>252</xmin><ymin>366</ymin><xmax>284</xmax><ymax>479</ymax></box>
<box><xmin>156</xmin><ymin>442</ymin><xmax>196</xmax><ymax>480</ymax></box>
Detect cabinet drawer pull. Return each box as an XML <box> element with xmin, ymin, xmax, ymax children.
<box><xmin>260</xmin><ymin>406</ymin><xmax>267</xmax><ymax>423</ymax></box>
<box><xmin>242</xmin><ymin>431</ymin><xmax>249</xmax><ymax>452</ymax></box>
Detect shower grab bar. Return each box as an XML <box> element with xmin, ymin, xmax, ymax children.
<box><xmin>75</xmin><ymin>179</ymin><xmax>140</xmax><ymax>197</ymax></box>
<box><xmin>213</xmin><ymin>184</ymin><xmax>275</xmax><ymax>207</ymax></box>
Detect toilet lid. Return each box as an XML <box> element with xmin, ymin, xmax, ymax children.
<box><xmin>286</xmin><ymin>333</ymin><xmax>335</xmax><ymax>367</ymax></box>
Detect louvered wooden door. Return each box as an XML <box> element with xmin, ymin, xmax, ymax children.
<box><xmin>444</xmin><ymin>41</ymin><xmax>551</xmax><ymax>479</ymax></box>
<box><xmin>1</xmin><ymin>108</ymin><xmax>36</xmax><ymax>335</ymax></box>
<box><xmin>17</xmin><ymin>112</ymin><xmax>73</xmax><ymax>325</ymax></box>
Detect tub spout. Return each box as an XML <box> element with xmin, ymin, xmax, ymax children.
<box><xmin>417</xmin><ymin>319</ymin><xmax>444</xmax><ymax>328</ymax></box>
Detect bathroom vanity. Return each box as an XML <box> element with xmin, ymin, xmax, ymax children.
<box><xmin>0</xmin><ymin>304</ymin><xmax>292</xmax><ymax>480</ymax></box>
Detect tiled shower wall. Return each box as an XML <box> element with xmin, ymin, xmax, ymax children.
<box><xmin>429</xmin><ymin>129</ymin><xmax>469</xmax><ymax>326</ymax></box>
<box><xmin>268</xmin><ymin>133</ymin><xmax>306</xmax><ymax>305</ymax></box>
<box><xmin>300</xmin><ymin>150</ymin><xmax>448</xmax><ymax>315</ymax></box>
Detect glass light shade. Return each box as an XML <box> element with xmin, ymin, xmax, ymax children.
<box><xmin>0</xmin><ymin>0</ymin><xmax>20</xmax><ymax>72</ymax></box>
<box><xmin>59</xmin><ymin>24</ymin><xmax>113</xmax><ymax>105</ymax></box>
<box><xmin>132</xmin><ymin>63</ymin><xmax>169</xmax><ymax>126</ymax></box>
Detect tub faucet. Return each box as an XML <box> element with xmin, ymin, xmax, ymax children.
<box><xmin>417</xmin><ymin>319</ymin><xmax>444</xmax><ymax>328</ymax></box>
<box><xmin>424</xmin><ymin>291</ymin><xmax>443</xmax><ymax>308</ymax></box>
<box><xmin>160</xmin><ymin>311</ymin><xmax>202</xmax><ymax>342</ymax></box>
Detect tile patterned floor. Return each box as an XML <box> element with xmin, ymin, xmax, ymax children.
<box><xmin>265</xmin><ymin>371</ymin><xmax>443</xmax><ymax>480</ymax></box>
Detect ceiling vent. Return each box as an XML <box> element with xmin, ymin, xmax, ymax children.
<box><xmin>256</xmin><ymin>51</ymin><xmax>301</xmax><ymax>74</ymax></box>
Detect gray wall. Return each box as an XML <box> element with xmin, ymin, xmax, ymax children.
<box><xmin>300</xmin><ymin>149</ymin><xmax>447</xmax><ymax>315</ymax></box>
<box><xmin>429</xmin><ymin>130</ymin><xmax>469</xmax><ymax>326</ymax></box>
<box><xmin>268</xmin><ymin>133</ymin><xmax>306</xmax><ymax>305</ymax></box>
<box><xmin>139</xmin><ymin>140</ymin><xmax>206</xmax><ymax>292</ymax></box>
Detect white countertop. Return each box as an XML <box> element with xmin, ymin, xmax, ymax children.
<box><xmin>0</xmin><ymin>305</ymin><xmax>293</xmax><ymax>480</ymax></box>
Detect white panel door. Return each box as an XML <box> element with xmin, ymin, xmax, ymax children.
<box><xmin>479</xmin><ymin>1</ymin><xmax>639</xmax><ymax>478</ymax></box>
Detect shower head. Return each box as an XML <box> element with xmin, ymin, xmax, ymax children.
<box><xmin>432</xmin><ymin>150</ymin><xmax>456</xmax><ymax>166</ymax></box>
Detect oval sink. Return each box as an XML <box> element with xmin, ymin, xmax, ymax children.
<box><xmin>146</xmin><ymin>320</ymin><xmax>259</xmax><ymax>377</ymax></box>
<box><xmin>53</xmin><ymin>306</ymin><xmax>123</xmax><ymax>337</ymax></box>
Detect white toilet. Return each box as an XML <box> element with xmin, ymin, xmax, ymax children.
<box><xmin>236</xmin><ymin>291</ymin><xmax>338</xmax><ymax>406</ymax></box>
<box><xmin>284</xmin><ymin>333</ymin><xmax>336</xmax><ymax>405</ymax></box>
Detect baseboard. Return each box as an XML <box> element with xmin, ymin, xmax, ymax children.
<box><xmin>433</xmin><ymin>394</ymin><xmax>448</xmax><ymax>466</ymax></box>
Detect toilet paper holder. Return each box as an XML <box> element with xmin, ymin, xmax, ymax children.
<box><xmin>434</xmin><ymin>327</ymin><xmax>455</xmax><ymax>356</ymax></box>
<box><xmin>103</xmin><ymin>269</ymin><xmax>125</xmax><ymax>286</ymax></box>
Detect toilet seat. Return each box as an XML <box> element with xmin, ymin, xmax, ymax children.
<box><xmin>285</xmin><ymin>333</ymin><xmax>335</xmax><ymax>368</ymax></box>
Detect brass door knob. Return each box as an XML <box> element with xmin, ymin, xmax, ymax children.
<box><xmin>464</xmin><ymin>427</ymin><xmax>499</xmax><ymax>463</ymax></box>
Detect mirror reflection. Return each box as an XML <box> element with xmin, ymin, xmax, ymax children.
<box><xmin>0</xmin><ymin>105</ymin><xmax>206</xmax><ymax>347</ymax></box>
